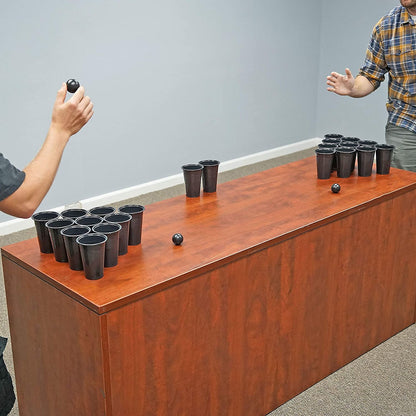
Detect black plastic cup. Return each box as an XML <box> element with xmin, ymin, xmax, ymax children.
<box><xmin>88</xmin><ymin>206</ymin><xmax>115</xmax><ymax>217</ymax></box>
<box><xmin>358</xmin><ymin>139</ymin><xmax>378</xmax><ymax>148</ymax></box>
<box><xmin>357</xmin><ymin>145</ymin><xmax>376</xmax><ymax>177</ymax></box>
<box><xmin>45</xmin><ymin>218</ymin><xmax>75</xmax><ymax>262</ymax></box>
<box><xmin>92</xmin><ymin>223</ymin><xmax>121</xmax><ymax>267</ymax></box>
<box><xmin>61</xmin><ymin>208</ymin><xmax>88</xmax><ymax>220</ymax></box>
<box><xmin>104</xmin><ymin>213</ymin><xmax>132</xmax><ymax>255</ymax></box>
<box><xmin>32</xmin><ymin>211</ymin><xmax>60</xmax><ymax>253</ymax></box>
<box><xmin>75</xmin><ymin>215</ymin><xmax>103</xmax><ymax>229</ymax></box>
<box><xmin>76</xmin><ymin>233</ymin><xmax>107</xmax><ymax>280</ymax></box>
<box><xmin>315</xmin><ymin>148</ymin><xmax>335</xmax><ymax>179</ymax></box>
<box><xmin>119</xmin><ymin>205</ymin><xmax>145</xmax><ymax>245</ymax></box>
<box><xmin>318</xmin><ymin>143</ymin><xmax>338</xmax><ymax>171</ymax></box>
<box><xmin>61</xmin><ymin>225</ymin><xmax>90</xmax><ymax>271</ymax></box>
<box><xmin>336</xmin><ymin>147</ymin><xmax>356</xmax><ymax>178</ymax></box>
<box><xmin>376</xmin><ymin>144</ymin><xmax>395</xmax><ymax>175</ymax></box>
<box><xmin>198</xmin><ymin>160</ymin><xmax>220</xmax><ymax>193</ymax></box>
<box><xmin>182</xmin><ymin>164</ymin><xmax>204</xmax><ymax>197</ymax></box>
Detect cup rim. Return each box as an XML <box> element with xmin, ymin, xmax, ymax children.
<box><xmin>357</xmin><ymin>145</ymin><xmax>376</xmax><ymax>152</ymax></box>
<box><xmin>315</xmin><ymin>148</ymin><xmax>335</xmax><ymax>154</ymax></box>
<box><xmin>376</xmin><ymin>144</ymin><xmax>395</xmax><ymax>150</ymax></box>
<box><xmin>358</xmin><ymin>140</ymin><xmax>378</xmax><ymax>145</ymax></box>
<box><xmin>198</xmin><ymin>160</ymin><xmax>220</xmax><ymax>166</ymax></box>
<box><xmin>182</xmin><ymin>163</ymin><xmax>204</xmax><ymax>171</ymax></box>
<box><xmin>336</xmin><ymin>147</ymin><xmax>356</xmax><ymax>153</ymax></box>
<box><xmin>75</xmin><ymin>214</ymin><xmax>103</xmax><ymax>222</ymax></box>
<box><xmin>119</xmin><ymin>204</ymin><xmax>145</xmax><ymax>214</ymax></box>
<box><xmin>341</xmin><ymin>137</ymin><xmax>360</xmax><ymax>142</ymax></box>
<box><xmin>324</xmin><ymin>133</ymin><xmax>343</xmax><ymax>139</ymax></box>
<box><xmin>76</xmin><ymin>233</ymin><xmax>107</xmax><ymax>246</ymax></box>
<box><xmin>45</xmin><ymin>218</ymin><xmax>74</xmax><ymax>229</ymax></box>
<box><xmin>92</xmin><ymin>223</ymin><xmax>122</xmax><ymax>234</ymax></box>
<box><xmin>104</xmin><ymin>213</ymin><xmax>132</xmax><ymax>224</ymax></box>
<box><xmin>89</xmin><ymin>206</ymin><xmax>115</xmax><ymax>215</ymax></box>
<box><xmin>61</xmin><ymin>208</ymin><xmax>88</xmax><ymax>218</ymax></box>
<box><xmin>60</xmin><ymin>225</ymin><xmax>91</xmax><ymax>237</ymax></box>
<box><xmin>32</xmin><ymin>211</ymin><xmax>60</xmax><ymax>222</ymax></box>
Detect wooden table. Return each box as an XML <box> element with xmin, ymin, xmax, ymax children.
<box><xmin>3</xmin><ymin>157</ymin><xmax>416</xmax><ymax>416</ymax></box>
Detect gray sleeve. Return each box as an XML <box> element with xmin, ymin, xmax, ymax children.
<box><xmin>0</xmin><ymin>153</ymin><xmax>25</xmax><ymax>202</ymax></box>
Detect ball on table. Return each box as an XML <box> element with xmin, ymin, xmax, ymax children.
<box><xmin>66</xmin><ymin>79</ymin><xmax>80</xmax><ymax>93</ymax></box>
<box><xmin>331</xmin><ymin>183</ymin><xmax>341</xmax><ymax>193</ymax></box>
<box><xmin>172</xmin><ymin>233</ymin><xmax>184</xmax><ymax>245</ymax></box>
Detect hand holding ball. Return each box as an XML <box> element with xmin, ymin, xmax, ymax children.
<box><xmin>66</xmin><ymin>79</ymin><xmax>80</xmax><ymax>93</ymax></box>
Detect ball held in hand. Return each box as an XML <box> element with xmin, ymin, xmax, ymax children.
<box><xmin>66</xmin><ymin>79</ymin><xmax>80</xmax><ymax>93</ymax></box>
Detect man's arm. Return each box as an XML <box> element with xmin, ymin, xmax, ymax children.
<box><xmin>0</xmin><ymin>83</ymin><xmax>93</xmax><ymax>218</ymax></box>
<box><xmin>327</xmin><ymin>68</ymin><xmax>375</xmax><ymax>98</ymax></box>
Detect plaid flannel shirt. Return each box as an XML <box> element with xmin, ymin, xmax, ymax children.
<box><xmin>359</xmin><ymin>6</ymin><xmax>416</xmax><ymax>133</ymax></box>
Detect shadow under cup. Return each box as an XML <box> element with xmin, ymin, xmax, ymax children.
<box><xmin>32</xmin><ymin>211</ymin><xmax>60</xmax><ymax>253</ymax></box>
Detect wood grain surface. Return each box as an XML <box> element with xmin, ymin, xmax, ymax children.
<box><xmin>2</xmin><ymin>157</ymin><xmax>416</xmax><ymax>314</ymax></box>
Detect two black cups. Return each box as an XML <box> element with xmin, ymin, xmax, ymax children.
<box><xmin>182</xmin><ymin>160</ymin><xmax>220</xmax><ymax>197</ymax></box>
<box><xmin>315</xmin><ymin>134</ymin><xmax>395</xmax><ymax>179</ymax></box>
<box><xmin>32</xmin><ymin>204</ymin><xmax>144</xmax><ymax>280</ymax></box>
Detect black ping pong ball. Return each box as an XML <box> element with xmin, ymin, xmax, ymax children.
<box><xmin>172</xmin><ymin>233</ymin><xmax>184</xmax><ymax>245</ymax></box>
<box><xmin>66</xmin><ymin>79</ymin><xmax>80</xmax><ymax>93</ymax></box>
<box><xmin>331</xmin><ymin>183</ymin><xmax>341</xmax><ymax>193</ymax></box>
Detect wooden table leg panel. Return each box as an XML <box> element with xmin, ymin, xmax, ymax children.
<box><xmin>3</xmin><ymin>258</ymin><xmax>108</xmax><ymax>416</ymax></box>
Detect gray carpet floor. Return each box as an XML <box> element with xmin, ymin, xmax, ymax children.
<box><xmin>1</xmin><ymin>147</ymin><xmax>415</xmax><ymax>415</ymax></box>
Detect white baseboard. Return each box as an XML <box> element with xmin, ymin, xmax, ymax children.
<box><xmin>0</xmin><ymin>138</ymin><xmax>320</xmax><ymax>236</ymax></box>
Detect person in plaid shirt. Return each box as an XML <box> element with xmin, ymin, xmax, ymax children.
<box><xmin>327</xmin><ymin>0</ymin><xmax>416</xmax><ymax>172</ymax></box>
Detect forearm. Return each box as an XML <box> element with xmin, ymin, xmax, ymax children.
<box><xmin>349</xmin><ymin>75</ymin><xmax>376</xmax><ymax>98</ymax></box>
<box><xmin>0</xmin><ymin>127</ymin><xmax>70</xmax><ymax>218</ymax></box>
<box><xmin>0</xmin><ymin>83</ymin><xmax>93</xmax><ymax>218</ymax></box>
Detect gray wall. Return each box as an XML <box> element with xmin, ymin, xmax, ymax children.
<box><xmin>0</xmin><ymin>1</ymin><xmax>401</xmax><ymax>223</ymax></box>
<box><xmin>0</xmin><ymin>1</ymin><xmax>321</xmax><ymax>222</ymax></box>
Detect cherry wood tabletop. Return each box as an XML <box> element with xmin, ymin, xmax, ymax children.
<box><xmin>3</xmin><ymin>156</ymin><xmax>416</xmax><ymax>314</ymax></box>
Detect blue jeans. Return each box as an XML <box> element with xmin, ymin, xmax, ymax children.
<box><xmin>385</xmin><ymin>123</ymin><xmax>416</xmax><ymax>172</ymax></box>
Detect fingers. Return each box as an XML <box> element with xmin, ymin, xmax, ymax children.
<box><xmin>55</xmin><ymin>83</ymin><xmax>67</xmax><ymax>104</ymax></box>
<box><xmin>78</xmin><ymin>95</ymin><xmax>92</xmax><ymax>113</ymax></box>
<box><xmin>83</xmin><ymin>101</ymin><xmax>94</xmax><ymax>122</ymax></box>
<box><xmin>345</xmin><ymin>68</ymin><xmax>353</xmax><ymax>78</ymax></box>
<box><xmin>70</xmin><ymin>85</ymin><xmax>85</xmax><ymax>103</ymax></box>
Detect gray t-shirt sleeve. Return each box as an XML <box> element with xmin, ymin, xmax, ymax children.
<box><xmin>0</xmin><ymin>153</ymin><xmax>25</xmax><ymax>202</ymax></box>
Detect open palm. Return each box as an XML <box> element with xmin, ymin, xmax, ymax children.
<box><xmin>327</xmin><ymin>68</ymin><xmax>355</xmax><ymax>96</ymax></box>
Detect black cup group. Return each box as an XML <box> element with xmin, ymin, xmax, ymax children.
<box><xmin>316</xmin><ymin>134</ymin><xmax>394</xmax><ymax>179</ymax></box>
<box><xmin>182</xmin><ymin>160</ymin><xmax>220</xmax><ymax>197</ymax></box>
<box><xmin>32</xmin><ymin>204</ymin><xmax>145</xmax><ymax>280</ymax></box>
